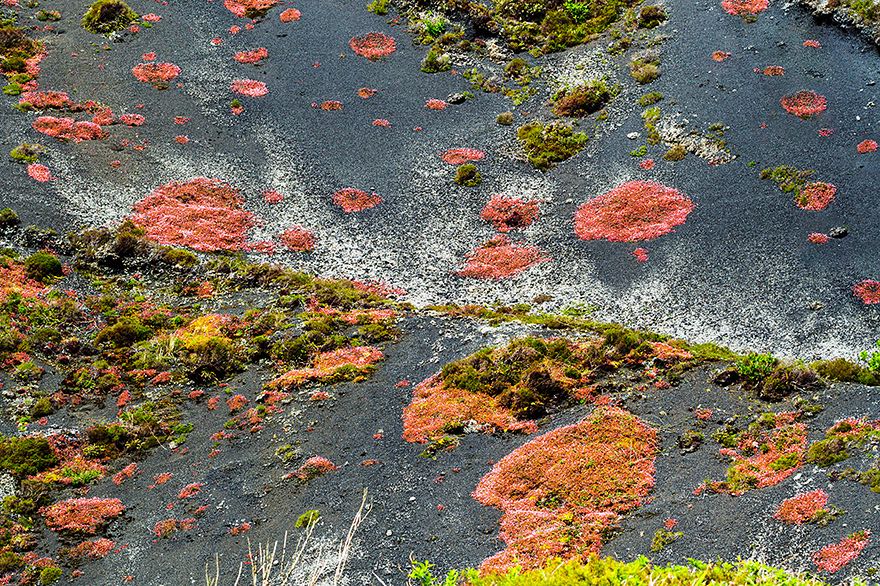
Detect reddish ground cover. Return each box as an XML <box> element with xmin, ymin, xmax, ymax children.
<box><xmin>808</xmin><ymin>232</ymin><xmax>829</xmax><ymax>244</ymax></box>
<box><xmin>120</xmin><ymin>113</ymin><xmax>145</xmax><ymax>126</ymax></box>
<box><xmin>357</xmin><ymin>87</ymin><xmax>377</xmax><ymax>99</ymax></box>
<box><xmin>290</xmin><ymin>456</ymin><xmax>337</xmax><ymax>480</ymax></box>
<box><xmin>574</xmin><ymin>180</ymin><xmax>694</xmax><ymax>242</ymax></box>
<box><xmin>709</xmin><ymin>413</ymin><xmax>807</xmax><ymax>495</ymax></box>
<box><xmin>479</xmin><ymin>195</ymin><xmax>539</xmax><ymax>232</ymax></box>
<box><xmin>67</xmin><ymin>538</ymin><xmax>115</xmax><ymax>560</ymax></box>
<box><xmin>781</xmin><ymin>91</ymin><xmax>827</xmax><ymax>118</ymax></box>
<box><xmin>762</xmin><ymin>65</ymin><xmax>785</xmax><ymax>76</ymax></box>
<box><xmin>441</xmin><ymin>148</ymin><xmax>486</xmax><ymax>165</ymax></box>
<box><xmin>853</xmin><ymin>279</ymin><xmax>880</xmax><ymax>304</ymax></box>
<box><xmin>231</xmin><ymin>79</ymin><xmax>269</xmax><ymax>97</ymax></box>
<box><xmin>26</xmin><ymin>163</ymin><xmax>53</xmax><ymax>182</ymax></box>
<box><xmin>279</xmin><ymin>226</ymin><xmax>316</xmax><ymax>252</ymax></box>
<box><xmin>19</xmin><ymin>90</ymin><xmax>74</xmax><ymax>110</ymax></box>
<box><xmin>132</xmin><ymin>62</ymin><xmax>181</xmax><ymax>84</ymax></box>
<box><xmin>796</xmin><ymin>182</ymin><xmax>836</xmax><ymax>211</ymax></box>
<box><xmin>332</xmin><ymin>188</ymin><xmax>382</xmax><ymax>212</ymax></box>
<box><xmin>266</xmin><ymin>346</ymin><xmax>384</xmax><ymax>390</ymax></box>
<box><xmin>426</xmin><ymin>98</ymin><xmax>448</xmax><ymax>110</ymax></box>
<box><xmin>42</xmin><ymin>498</ymin><xmax>125</xmax><ymax>534</ymax></box>
<box><xmin>473</xmin><ymin>407</ymin><xmax>657</xmax><ymax>573</ymax></box>
<box><xmin>349</xmin><ymin>32</ymin><xmax>396</xmax><ymax>60</ymax></box>
<box><xmin>33</xmin><ymin>116</ymin><xmax>106</xmax><ymax>142</ymax></box>
<box><xmin>774</xmin><ymin>489</ymin><xmax>829</xmax><ymax>524</ymax></box>
<box><xmin>857</xmin><ymin>139</ymin><xmax>877</xmax><ymax>153</ymax></box>
<box><xmin>633</xmin><ymin>247</ymin><xmax>649</xmax><ymax>262</ymax></box>
<box><xmin>721</xmin><ymin>0</ymin><xmax>768</xmax><ymax>15</ymax></box>
<box><xmin>813</xmin><ymin>531</ymin><xmax>870</xmax><ymax>573</ymax></box>
<box><xmin>402</xmin><ymin>375</ymin><xmax>537</xmax><ymax>443</ymax></box>
<box><xmin>457</xmin><ymin>235</ymin><xmax>549</xmax><ymax>279</ymax></box>
<box><xmin>279</xmin><ymin>8</ymin><xmax>300</xmax><ymax>22</ymax></box>
<box><xmin>130</xmin><ymin>178</ymin><xmax>254</xmax><ymax>252</ymax></box>
<box><xmin>234</xmin><ymin>48</ymin><xmax>268</xmax><ymax>64</ymax></box>
<box><xmin>711</xmin><ymin>51</ymin><xmax>731</xmax><ymax>62</ymax></box>
<box><xmin>224</xmin><ymin>0</ymin><xmax>277</xmax><ymax>17</ymax></box>
<box><xmin>804</xmin><ymin>39</ymin><xmax>822</xmax><ymax>48</ymax></box>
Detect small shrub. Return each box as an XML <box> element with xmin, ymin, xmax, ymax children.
<box><xmin>94</xmin><ymin>317</ymin><xmax>153</xmax><ymax>348</ymax></box>
<box><xmin>0</xmin><ymin>208</ymin><xmax>20</xmax><ymax>229</ymax></box>
<box><xmin>24</xmin><ymin>251</ymin><xmax>63</xmax><ymax>283</ymax></box>
<box><xmin>517</xmin><ymin>121</ymin><xmax>588</xmax><ymax>170</ymax></box>
<box><xmin>735</xmin><ymin>352</ymin><xmax>777</xmax><ymax>384</ymax></box>
<box><xmin>295</xmin><ymin>509</ymin><xmax>320</xmax><ymax>528</ymax></box>
<box><xmin>663</xmin><ymin>144</ymin><xmax>687</xmax><ymax>161</ymax></box>
<box><xmin>551</xmin><ymin>80</ymin><xmax>615</xmax><ymax>117</ymax></box>
<box><xmin>10</xmin><ymin>143</ymin><xmax>44</xmax><ymax>164</ymax></box>
<box><xmin>638</xmin><ymin>5</ymin><xmax>668</xmax><ymax>28</ymax></box>
<box><xmin>630</xmin><ymin>54</ymin><xmax>661</xmax><ymax>84</ymax></box>
<box><xmin>859</xmin><ymin>340</ymin><xmax>880</xmax><ymax>373</ymax></box>
<box><xmin>366</xmin><ymin>0</ymin><xmax>387</xmax><ymax>15</ymax></box>
<box><xmin>39</xmin><ymin>567</ymin><xmax>62</xmax><ymax>585</ymax></box>
<box><xmin>454</xmin><ymin>164</ymin><xmax>482</xmax><ymax>187</ymax></box>
<box><xmin>0</xmin><ymin>435</ymin><xmax>57</xmax><ymax>476</ymax></box>
<box><xmin>496</xmin><ymin>111</ymin><xmax>514</xmax><ymax>125</ymax></box>
<box><xmin>421</xmin><ymin>47</ymin><xmax>451</xmax><ymax>73</ymax></box>
<box><xmin>81</xmin><ymin>0</ymin><xmax>138</xmax><ymax>34</ymax></box>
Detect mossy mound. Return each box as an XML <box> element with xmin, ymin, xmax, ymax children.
<box><xmin>81</xmin><ymin>0</ymin><xmax>139</xmax><ymax>34</ymax></box>
<box><xmin>517</xmin><ymin>120</ymin><xmax>588</xmax><ymax>170</ymax></box>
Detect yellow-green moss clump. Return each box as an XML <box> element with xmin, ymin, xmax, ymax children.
<box><xmin>81</xmin><ymin>0</ymin><xmax>138</xmax><ymax>34</ymax></box>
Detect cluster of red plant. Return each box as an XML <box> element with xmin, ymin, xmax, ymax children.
<box><xmin>279</xmin><ymin>8</ymin><xmax>301</xmax><ymax>22</ymax></box>
<box><xmin>857</xmin><ymin>139</ymin><xmax>877</xmax><ymax>153</ymax></box>
<box><xmin>425</xmin><ymin>98</ymin><xmax>448</xmax><ymax>110</ymax></box>
<box><xmin>853</xmin><ymin>279</ymin><xmax>880</xmax><ymax>304</ymax></box>
<box><xmin>132</xmin><ymin>61</ymin><xmax>181</xmax><ymax>84</ymax></box>
<box><xmin>711</xmin><ymin>412</ymin><xmax>806</xmax><ymax>495</ymax></box>
<box><xmin>721</xmin><ymin>0</ymin><xmax>768</xmax><ymax>15</ymax></box>
<box><xmin>402</xmin><ymin>375</ymin><xmax>537</xmax><ymax>443</ymax></box>
<box><xmin>781</xmin><ymin>90</ymin><xmax>828</xmax><ymax>118</ymax></box>
<box><xmin>42</xmin><ymin>498</ymin><xmax>125</xmax><ymax>534</ymax></box>
<box><xmin>332</xmin><ymin>188</ymin><xmax>382</xmax><ymax>212</ymax></box>
<box><xmin>808</xmin><ymin>232</ymin><xmax>830</xmax><ymax>244</ymax></box>
<box><xmin>178</xmin><ymin>482</ymin><xmax>204</xmax><ymax>499</ymax></box>
<box><xmin>267</xmin><ymin>346</ymin><xmax>384</xmax><ymax>390</ymax></box>
<box><xmin>762</xmin><ymin>65</ymin><xmax>785</xmax><ymax>76</ymax></box>
<box><xmin>804</xmin><ymin>39</ymin><xmax>822</xmax><ymax>48</ymax></box>
<box><xmin>639</xmin><ymin>158</ymin><xmax>654</xmax><ymax>170</ymax></box>
<box><xmin>479</xmin><ymin>195</ymin><xmax>539</xmax><ymax>232</ymax></box>
<box><xmin>33</xmin><ymin>116</ymin><xmax>106</xmax><ymax>142</ymax></box>
<box><xmin>130</xmin><ymin>177</ymin><xmax>254</xmax><ymax>252</ymax></box>
<box><xmin>473</xmin><ymin>407</ymin><xmax>657</xmax><ymax>573</ymax></box>
<box><xmin>813</xmin><ymin>531</ymin><xmax>871</xmax><ymax>573</ymax></box>
<box><xmin>19</xmin><ymin>90</ymin><xmax>74</xmax><ymax>110</ymax></box>
<box><xmin>279</xmin><ymin>227</ymin><xmax>315</xmax><ymax>252</ymax></box>
<box><xmin>289</xmin><ymin>456</ymin><xmax>337</xmax><ymax>481</ymax></box>
<box><xmin>774</xmin><ymin>489</ymin><xmax>829</xmax><ymax>524</ymax></box>
<box><xmin>372</xmin><ymin>118</ymin><xmax>391</xmax><ymax>127</ymax></box>
<box><xmin>319</xmin><ymin>100</ymin><xmax>343</xmax><ymax>111</ymax></box>
<box><xmin>67</xmin><ymin>538</ymin><xmax>115</xmax><ymax>560</ymax></box>
<box><xmin>574</xmin><ymin>180</ymin><xmax>694</xmax><ymax>242</ymax></box>
<box><xmin>234</xmin><ymin>48</ymin><xmax>268</xmax><ymax>64</ymax></box>
<box><xmin>357</xmin><ymin>87</ymin><xmax>377</xmax><ymax>99</ymax></box>
<box><xmin>153</xmin><ymin>517</ymin><xmax>196</xmax><ymax>538</ymax></box>
<box><xmin>231</xmin><ymin>79</ymin><xmax>269</xmax><ymax>97</ymax></box>
<box><xmin>349</xmin><ymin>32</ymin><xmax>396</xmax><ymax>60</ymax></box>
<box><xmin>796</xmin><ymin>182</ymin><xmax>836</xmax><ymax>211</ymax></box>
<box><xmin>711</xmin><ymin>51</ymin><xmax>731</xmax><ymax>62</ymax></box>
<box><xmin>120</xmin><ymin>113</ymin><xmax>145</xmax><ymax>126</ymax></box>
<box><xmin>457</xmin><ymin>235</ymin><xmax>549</xmax><ymax>279</ymax></box>
<box><xmin>112</xmin><ymin>463</ymin><xmax>138</xmax><ymax>486</ymax></box>
<box><xmin>224</xmin><ymin>0</ymin><xmax>276</xmax><ymax>17</ymax></box>
<box><xmin>26</xmin><ymin>163</ymin><xmax>53</xmax><ymax>182</ymax></box>
<box><xmin>632</xmin><ymin>247</ymin><xmax>649</xmax><ymax>262</ymax></box>
<box><xmin>441</xmin><ymin>148</ymin><xmax>486</xmax><ymax>165</ymax></box>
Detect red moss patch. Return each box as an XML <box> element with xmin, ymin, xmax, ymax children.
<box><xmin>289</xmin><ymin>456</ymin><xmax>337</xmax><ymax>480</ymax></box>
<box><xmin>349</xmin><ymin>32</ymin><xmax>396</xmax><ymax>60</ymax></box>
<box><xmin>231</xmin><ymin>79</ymin><xmax>269</xmax><ymax>97</ymax></box>
<box><xmin>762</xmin><ymin>65</ymin><xmax>785</xmax><ymax>76</ymax></box>
<box><xmin>130</xmin><ymin>178</ymin><xmax>254</xmax><ymax>252</ymax></box>
<box><xmin>320</xmin><ymin>100</ymin><xmax>343</xmax><ymax>111</ymax></box>
<box><xmin>441</xmin><ymin>148</ymin><xmax>486</xmax><ymax>165</ymax></box>
<box><xmin>279</xmin><ymin>7</ymin><xmax>301</xmax><ymax>22</ymax></box>
<box><xmin>279</xmin><ymin>226</ymin><xmax>315</xmax><ymax>252</ymax></box>
<box><xmin>480</xmin><ymin>195</ymin><xmax>540</xmax><ymax>232</ymax></box>
<box><xmin>804</xmin><ymin>39</ymin><xmax>822</xmax><ymax>48</ymax></box>
<box><xmin>808</xmin><ymin>232</ymin><xmax>829</xmax><ymax>244</ymax></box>
<box><xmin>120</xmin><ymin>113</ymin><xmax>145</xmax><ymax>126</ymax></box>
<box><xmin>774</xmin><ymin>489</ymin><xmax>829</xmax><ymax>524</ymax></box>
<box><xmin>857</xmin><ymin>139</ymin><xmax>877</xmax><ymax>153</ymax></box>
<box><xmin>574</xmin><ymin>180</ymin><xmax>694</xmax><ymax>242</ymax></box>
<box><xmin>853</xmin><ymin>279</ymin><xmax>880</xmax><ymax>304</ymax></box>
<box><xmin>633</xmin><ymin>247</ymin><xmax>649</xmax><ymax>262</ymax></box>
<box><xmin>132</xmin><ymin>62</ymin><xmax>181</xmax><ymax>84</ymax></box>
<box><xmin>781</xmin><ymin>91</ymin><xmax>827</xmax><ymax>118</ymax></box>
<box><xmin>42</xmin><ymin>498</ymin><xmax>124</xmax><ymax>534</ymax></box>
<box><xmin>32</xmin><ymin>116</ymin><xmax>106</xmax><ymax>142</ymax></box>
<box><xmin>813</xmin><ymin>531</ymin><xmax>870</xmax><ymax>573</ymax></box>
<box><xmin>473</xmin><ymin>407</ymin><xmax>657</xmax><ymax>573</ymax></box>
<box><xmin>426</xmin><ymin>98</ymin><xmax>448</xmax><ymax>110</ymax></box>
<box><xmin>457</xmin><ymin>235</ymin><xmax>549</xmax><ymax>279</ymax></box>
<box><xmin>796</xmin><ymin>182</ymin><xmax>836</xmax><ymax>211</ymax></box>
<box><xmin>332</xmin><ymin>188</ymin><xmax>382</xmax><ymax>212</ymax></box>
<box><xmin>267</xmin><ymin>346</ymin><xmax>384</xmax><ymax>391</ymax></box>
<box><xmin>27</xmin><ymin>163</ymin><xmax>53</xmax><ymax>182</ymax></box>
<box><xmin>19</xmin><ymin>90</ymin><xmax>74</xmax><ymax>110</ymax></box>
<box><xmin>234</xmin><ymin>48</ymin><xmax>268</xmax><ymax>64</ymax></box>
<box><xmin>721</xmin><ymin>0</ymin><xmax>768</xmax><ymax>15</ymax></box>
<box><xmin>711</xmin><ymin>51</ymin><xmax>731</xmax><ymax>62</ymax></box>
<box><xmin>357</xmin><ymin>87</ymin><xmax>377</xmax><ymax>99</ymax></box>
<box><xmin>67</xmin><ymin>538</ymin><xmax>115</xmax><ymax>560</ymax></box>
<box><xmin>224</xmin><ymin>0</ymin><xmax>277</xmax><ymax>17</ymax></box>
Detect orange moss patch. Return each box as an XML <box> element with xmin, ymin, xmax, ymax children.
<box><xmin>266</xmin><ymin>346</ymin><xmax>384</xmax><ymax>391</ymax></box>
<box><xmin>42</xmin><ymin>498</ymin><xmax>124</xmax><ymax>534</ymax></box>
<box><xmin>473</xmin><ymin>407</ymin><xmax>657</xmax><ymax>573</ymax></box>
<box><xmin>279</xmin><ymin>7</ymin><xmax>301</xmax><ymax>22</ymax></box>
